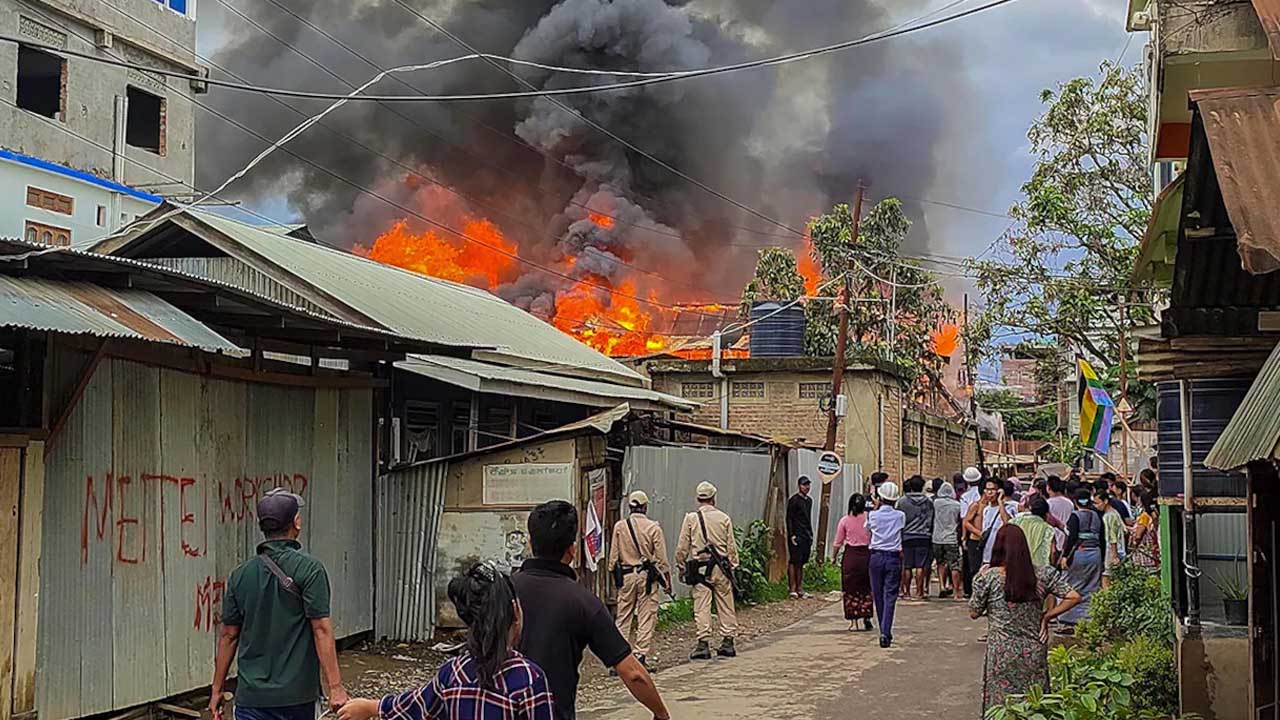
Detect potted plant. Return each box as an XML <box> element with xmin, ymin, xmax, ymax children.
<box><xmin>1210</xmin><ymin>559</ymin><xmax>1248</xmax><ymax>626</ymax></box>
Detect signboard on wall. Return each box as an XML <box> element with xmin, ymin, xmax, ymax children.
<box><xmin>483</xmin><ymin>463</ymin><xmax>574</xmax><ymax>505</ymax></box>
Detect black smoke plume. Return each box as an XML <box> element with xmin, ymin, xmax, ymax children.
<box><xmin>197</xmin><ymin>0</ymin><xmax>968</xmax><ymax>313</ymax></box>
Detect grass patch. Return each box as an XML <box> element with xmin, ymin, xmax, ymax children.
<box><xmin>657</xmin><ymin>598</ymin><xmax>694</xmax><ymax>631</ymax></box>
<box><xmin>802</xmin><ymin>560</ymin><xmax>840</xmax><ymax>593</ymax></box>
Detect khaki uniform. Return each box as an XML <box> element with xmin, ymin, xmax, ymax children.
<box><xmin>607</xmin><ymin>512</ymin><xmax>669</xmax><ymax>656</ymax></box>
<box><xmin>675</xmin><ymin>504</ymin><xmax>740</xmax><ymax>641</ymax></box>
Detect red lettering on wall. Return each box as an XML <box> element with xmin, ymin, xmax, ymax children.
<box><xmin>81</xmin><ymin>473</ymin><xmax>113</xmax><ymax>566</ymax></box>
<box><xmin>193</xmin><ymin>576</ymin><xmax>225</xmax><ymax>632</ymax></box>
<box><xmin>80</xmin><ymin>471</ymin><xmax>309</xmax><ymax>569</ymax></box>
<box><xmin>114</xmin><ymin>474</ymin><xmax>142</xmax><ymax>565</ymax></box>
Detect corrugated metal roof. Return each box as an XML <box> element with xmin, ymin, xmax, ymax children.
<box><xmin>182</xmin><ymin>211</ymin><xmax>645</xmax><ymax>386</ymax></box>
<box><xmin>0</xmin><ymin>237</ymin><xmax>452</xmax><ymax>353</ymax></box>
<box><xmin>1132</xmin><ymin>172</ymin><xmax>1183</xmax><ymax>286</ymax></box>
<box><xmin>1252</xmin><ymin>0</ymin><xmax>1280</xmax><ymax>61</ymax></box>
<box><xmin>396</xmin><ymin>355</ymin><xmax>693</xmax><ymax>412</ymax></box>
<box><xmin>392</xmin><ymin>403</ymin><xmax>633</xmax><ymax>470</ymax></box>
<box><xmin>1205</xmin><ymin>339</ymin><xmax>1280</xmax><ymax>470</ymax></box>
<box><xmin>1189</xmin><ymin>86</ymin><xmax>1280</xmax><ymax>275</ymax></box>
<box><xmin>0</xmin><ymin>275</ymin><xmax>239</xmax><ymax>352</ymax></box>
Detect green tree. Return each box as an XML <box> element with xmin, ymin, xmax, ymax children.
<box><xmin>739</xmin><ymin>247</ymin><xmax>806</xmax><ymax>319</ymax></box>
<box><xmin>975</xmin><ymin>389</ymin><xmax>1058</xmax><ymax>441</ymax></box>
<box><xmin>967</xmin><ymin>61</ymin><xmax>1162</xmax><ymax>415</ymax></box>
<box><xmin>805</xmin><ymin>198</ymin><xmax>956</xmax><ymax>376</ymax></box>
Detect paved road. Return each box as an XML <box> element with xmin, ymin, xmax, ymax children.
<box><xmin>581</xmin><ymin>598</ymin><xmax>985</xmax><ymax>719</ymax></box>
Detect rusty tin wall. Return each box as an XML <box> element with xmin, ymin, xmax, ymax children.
<box><xmin>37</xmin><ymin>353</ymin><xmax>374</xmax><ymax>719</ymax></box>
<box><xmin>374</xmin><ymin>461</ymin><xmax>447</xmax><ymax>643</ymax></box>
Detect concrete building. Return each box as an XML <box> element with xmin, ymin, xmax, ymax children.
<box><xmin>636</xmin><ymin>356</ymin><xmax>980</xmax><ymax>484</ymax></box>
<box><xmin>1125</xmin><ymin>2</ymin><xmax>1280</xmax><ymax>716</ymax></box>
<box><xmin>0</xmin><ymin>0</ymin><xmax>204</xmax><ymax>244</ymax></box>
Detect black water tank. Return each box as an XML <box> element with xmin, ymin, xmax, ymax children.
<box><xmin>1155</xmin><ymin>378</ymin><xmax>1250</xmax><ymax>498</ymax></box>
<box><xmin>748</xmin><ymin>301</ymin><xmax>806</xmax><ymax>357</ymax></box>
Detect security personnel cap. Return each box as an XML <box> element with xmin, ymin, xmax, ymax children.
<box><xmin>628</xmin><ymin>490</ymin><xmax>650</xmax><ymax>507</ymax></box>
<box><xmin>696</xmin><ymin>481</ymin><xmax>717</xmax><ymax>500</ymax></box>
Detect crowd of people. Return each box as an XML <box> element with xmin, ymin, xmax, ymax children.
<box><xmin>816</xmin><ymin>463</ymin><xmax>1162</xmax><ymax>713</ymax></box>
<box><xmin>207</xmin><ymin>461</ymin><xmax>1161</xmax><ymax>719</ymax></box>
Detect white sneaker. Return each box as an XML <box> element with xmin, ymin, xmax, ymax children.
<box><xmin>789</xmin><ymin>592</ymin><xmax>799</xmax><ymax>599</ymax></box>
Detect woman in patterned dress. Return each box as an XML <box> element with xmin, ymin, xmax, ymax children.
<box><xmin>833</xmin><ymin>493</ymin><xmax>874</xmax><ymax>631</ymax></box>
<box><xmin>970</xmin><ymin>525</ymin><xmax>1082</xmax><ymax>714</ymax></box>
<box><xmin>1130</xmin><ymin>490</ymin><xmax>1161</xmax><ymax>574</ymax></box>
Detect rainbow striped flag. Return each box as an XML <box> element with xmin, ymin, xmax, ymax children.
<box><xmin>1078</xmin><ymin>357</ymin><xmax>1115</xmax><ymax>454</ymax></box>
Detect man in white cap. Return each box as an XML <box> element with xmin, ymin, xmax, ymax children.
<box><xmin>608</xmin><ymin>490</ymin><xmax>670</xmax><ymax>670</ymax></box>
<box><xmin>675</xmin><ymin>481</ymin><xmax>740</xmax><ymax>660</ymax></box>
<box><xmin>866</xmin><ymin>480</ymin><xmax>906</xmax><ymax>648</ymax></box>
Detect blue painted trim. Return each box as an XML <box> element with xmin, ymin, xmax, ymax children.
<box><xmin>0</xmin><ymin>149</ymin><xmax>164</xmax><ymax>203</ymax></box>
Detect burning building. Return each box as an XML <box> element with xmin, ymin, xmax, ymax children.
<box><xmin>197</xmin><ymin>0</ymin><xmax>971</xmax><ymax>358</ymax></box>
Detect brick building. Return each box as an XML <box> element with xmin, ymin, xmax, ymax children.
<box><xmin>999</xmin><ymin>356</ymin><xmax>1039</xmax><ymax>402</ymax></box>
<box><xmin>637</xmin><ymin>357</ymin><xmax>979</xmax><ymax>484</ymax></box>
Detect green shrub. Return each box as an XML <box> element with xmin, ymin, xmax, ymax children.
<box><xmin>657</xmin><ymin>598</ymin><xmax>693</xmax><ymax>631</ymax></box>
<box><xmin>987</xmin><ymin>646</ymin><xmax>1193</xmax><ymax>720</ymax></box>
<box><xmin>1077</xmin><ymin>562</ymin><xmax>1175</xmax><ymax>649</ymax></box>
<box><xmin>733</xmin><ymin>520</ymin><xmax>775</xmax><ymax>604</ymax></box>
<box><xmin>1114</xmin><ymin>635</ymin><xmax>1178</xmax><ymax>715</ymax></box>
<box><xmin>802</xmin><ymin>559</ymin><xmax>840</xmax><ymax>593</ymax></box>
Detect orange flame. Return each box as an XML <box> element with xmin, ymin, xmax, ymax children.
<box><xmin>359</xmin><ymin>211</ymin><xmax>690</xmax><ymax>357</ymax></box>
<box><xmin>798</xmin><ymin>232</ymin><xmax>822</xmax><ymax>295</ymax></box>
<box><xmin>357</xmin><ymin>218</ymin><xmax>518</xmax><ymax>287</ymax></box>
<box><xmin>930</xmin><ymin>323</ymin><xmax>960</xmax><ymax>357</ymax></box>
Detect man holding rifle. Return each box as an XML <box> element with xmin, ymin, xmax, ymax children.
<box><xmin>675</xmin><ymin>482</ymin><xmax>740</xmax><ymax>661</ymax></box>
<box><xmin>609</xmin><ymin>490</ymin><xmax>671</xmax><ymax>671</ymax></box>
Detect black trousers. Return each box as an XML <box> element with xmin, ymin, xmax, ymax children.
<box><xmin>962</xmin><ymin>538</ymin><xmax>983</xmax><ymax>597</ymax></box>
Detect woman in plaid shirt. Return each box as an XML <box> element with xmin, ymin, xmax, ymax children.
<box><xmin>339</xmin><ymin>564</ymin><xmax>555</xmax><ymax>720</ymax></box>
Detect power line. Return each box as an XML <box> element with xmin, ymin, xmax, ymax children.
<box><xmin>0</xmin><ymin>0</ymin><xmax>1026</xmax><ymax>103</ymax></box>
<box><xmin>12</xmin><ymin>5</ymin><xmax>731</xmax><ymax>317</ymax></box>
<box><xmin>195</xmin><ymin>0</ymin><xmax>734</xmax><ymax>299</ymax></box>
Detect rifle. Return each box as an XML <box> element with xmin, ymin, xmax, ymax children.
<box><xmin>694</xmin><ymin>511</ymin><xmax>739</xmax><ymax>598</ymax></box>
<box><xmin>625</xmin><ymin>516</ymin><xmax>671</xmax><ymax>597</ymax></box>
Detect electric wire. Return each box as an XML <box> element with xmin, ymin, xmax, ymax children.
<box><xmin>0</xmin><ymin>0</ymin><xmax>1026</xmax><ymax>102</ymax></box>
<box><xmin>14</xmin><ymin>5</ymin><xmax>732</xmax><ymax>316</ymax></box>
<box><xmin>180</xmin><ymin>0</ymin><xmax>740</xmax><ymax>299</ymax></box>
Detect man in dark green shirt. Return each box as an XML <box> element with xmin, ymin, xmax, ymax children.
<box><xmin>209</xmin><ymin>488</ymin><xmax>348</xmax><ymax>720</ymax></box>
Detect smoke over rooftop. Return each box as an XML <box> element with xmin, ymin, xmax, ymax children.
<box><xmin>197</xmin><ymin>0</ymin><xmax>971</xmax><ymax>354</ymax></box>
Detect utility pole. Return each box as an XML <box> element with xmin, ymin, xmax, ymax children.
<box><xmin>817</xmin><ymin>183</ymin><xmax>864</xmax><ymax>562</ymax></box>
<box><xmin>964</xmin><ymin>293</ymin><xmax>986</xmax><ymax>471</ymax></box>
<box><xmin>1118</xmin><ymin>295</ymin><xmax>1131</xmax><ymax>480</ymax></box>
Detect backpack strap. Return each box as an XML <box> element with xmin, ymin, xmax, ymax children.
<box><xmin>257</xmin><ymin>548</ymin><xmax>302</xmax><ymax>597</ymax></box>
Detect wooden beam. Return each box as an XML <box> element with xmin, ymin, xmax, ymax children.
<box><xmin>207</xmin><ymin>362</ymin><xmax>388</xmax><ymax>389</ymax></box>
<box><xmin>44</xmin><ymin>341</ymin><xmax>107</xmax><ymax>454</ymax></box>
<box><xmin>0</xmin><ymin>448</ymin><xmax>21</xmax><ymax>720</ymax></box>
<box><xmin>11</xmin><ymin>441</ymin><xmax>43</xmax><ymax>715</ymax></box>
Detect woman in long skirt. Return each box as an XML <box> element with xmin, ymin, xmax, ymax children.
<box><xmin>971</xmin><ymin>525</ymin><xmax>1081</xmax><ymax>713</ymax></box>
<box><xmin>1058</xmin><ymin>488</ymin><xmax>1106</xmax><ymax>624</ymax></box>
<box><xmin>833</xmin><ymin>493</ymin><xmax>874</xmax><ymax>630</ymax></box>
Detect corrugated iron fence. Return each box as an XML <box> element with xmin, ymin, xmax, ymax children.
<box><xmin>37</xmin><ymin>355</ymin><xmax>374</xmax><ymax>719</ymax></box>
<box><xmin>622</xmin><ymin>446</ymin><xmax>774</xmax><ymax>595</ymax></box>
<box><xmin>375</xmin><ymin>461</ymin><xmax>448</xmax><ymax>642</ymax></box>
